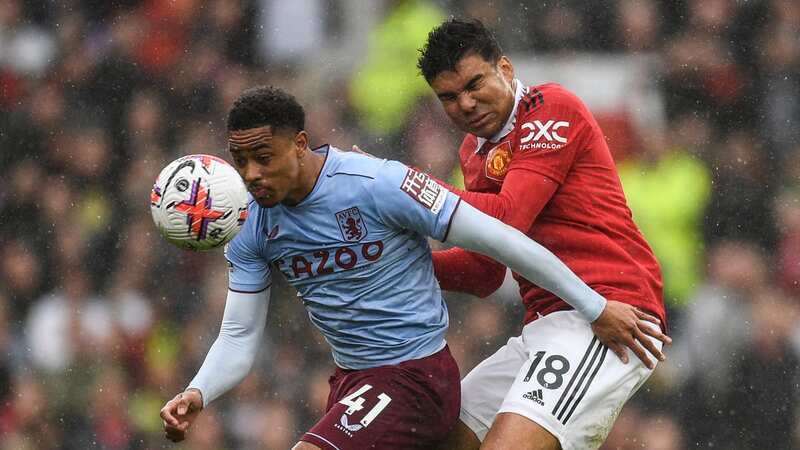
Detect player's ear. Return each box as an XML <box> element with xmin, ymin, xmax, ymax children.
<box><xmin>294</xmin><ymin>130</ymin><xmax>309</xmax><ymax>157</ymax></box>
<box><xmin>497</xmin><ymin>56</ymin><xmax>514</xmax><ymax>84</ymax></box>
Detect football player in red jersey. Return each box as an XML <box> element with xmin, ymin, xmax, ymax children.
<box><xmin>418</xmin><ymin>19</ymin><xmax>671</xmax><ymax>450</ymax></box>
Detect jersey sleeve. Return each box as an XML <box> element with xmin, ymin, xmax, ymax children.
<box><xmin>369</xmin><ymin>160</ymin><xmax>461</xmax><ymax>241</ymax></box>
<box><xmin>224</xmin><ymin>203</ymin><xmax>272</xmax><ymax>293</ymax></box>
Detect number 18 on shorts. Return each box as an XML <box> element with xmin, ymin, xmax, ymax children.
<box><xmin>459</xmin><ymin>311</ymin><xmax>661</xmax><ymax>450</ymax></box>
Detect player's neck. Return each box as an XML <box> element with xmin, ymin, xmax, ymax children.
<box><xmin>284</xmin><ymin>150</ymin><xmax>326</xmax><ymax>206</ymax></box>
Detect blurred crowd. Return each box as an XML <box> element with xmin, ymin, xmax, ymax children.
<box><xmin>1</xmin><ymin>0</ymin><xmax>799</xmax><ymax>449</ymax></box>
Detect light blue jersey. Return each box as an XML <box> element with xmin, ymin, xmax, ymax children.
<box><xmin>225</xmin><ymin>146</ymin><xmax>461</xmax><ymax>369</ymax></box>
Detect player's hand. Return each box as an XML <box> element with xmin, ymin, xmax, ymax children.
<box><xmin>160</xmin><ymin>389</ymin><xmax>204</xmax><ymax>442</ymax></box>
<box><xmin>590</xmin><ymin>301</ymin><xmax>671</xmax><ymax>369</ymax></box>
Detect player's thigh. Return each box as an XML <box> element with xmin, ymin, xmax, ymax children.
<box><xmin>459</xmin><ymin>334</ymin><xmax>529</xmax><ymax>442</ymax></box>
<box><xmin>497</xmin><ymin>311</ymin><xmax>660</xmax><ymax>450</ymax></box>
<box><xmin>300</xmin><ymin>348</ymin><xmax>461</xmax><ymax>450</ymax></box>
<box><xmin>482</xmin><ymin>412</ymin><xmax>560</xmax><ymax>450</ymax></box>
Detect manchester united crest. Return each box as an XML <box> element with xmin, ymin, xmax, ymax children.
<box><xmin>336</xmin><ymin>207</ymin><xmax>368</xmax><ymax>242</ymax></box>
<box><xmin>485</xmin><ymin>141</ymin><xmax>512</xmax><ymax>181</ymax></box>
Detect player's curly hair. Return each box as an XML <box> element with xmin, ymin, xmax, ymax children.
<box><xmin>417</xmin><ymin>18</ymin><xmax>503</xmax><ymax>84</ymax></box>
<box><xmin>227</xmin><ymin>86</ymin><xmax>305</xmax><ymax>133</ymax></box>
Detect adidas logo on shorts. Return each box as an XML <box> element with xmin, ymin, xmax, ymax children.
<box><xmin>523</xmin><ymin>389</ymin><xmax>545</xmax><ymax>406</ymax></box>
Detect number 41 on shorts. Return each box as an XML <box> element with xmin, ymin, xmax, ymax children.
<box><xmin>338</xmin><ymin>384</ymin><xmax>393</xmax><ymax>428</ymax></box>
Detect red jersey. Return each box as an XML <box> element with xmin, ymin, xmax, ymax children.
<box><xmin>433</xmin><ymin>82</ymin><xmax>665</xmax><ymax>326</ymax></box>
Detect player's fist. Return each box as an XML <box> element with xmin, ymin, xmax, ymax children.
<box><xmin>160</xmin><ymin>388</ymin><xmax>204</xmax><ymax>442</ymax></box>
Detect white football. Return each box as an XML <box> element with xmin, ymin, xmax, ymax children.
<box><xmin>150</xmin><ymin>154</ymin><xmax>249</xmax><ymax>251</ymax></box>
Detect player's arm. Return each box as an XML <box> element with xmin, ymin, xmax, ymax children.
<box><xmin>431</xmin><ymin>155</ymin><xmax>561</xmax><ymax>296</ymax></box>
<box><xmin>445</xmin><ymin>201</ymin><xmax>669</xmax><ymax>367</ymax></box>
<box><xmin>431</xmin><ymin>173</ymin><xmax>558</xmax><ymax>297</ymax></box>
<box><xmin>370</xmin><ymin>158</ymin><xmax>591</xmax><ymax>312</ymax></box>
<box><xmin>161</xmin><ymin>287</ymin><xmax>270</xmax><ymax>442</ymax></box>
<box><xmin>445</xmin><ymin>201</ymin><xmax>603</xmax><ymax>320</ymax></box>
<box><xmin>187</xmin><ymin>287</ymin><xmax>270</xmax><ymax>405</ymax></box>
<box><xmin>186</xmin><ymin>205</ymin><xmax>272</xmax><ymax>406</ymax></box>
<box><xmin>161</xmin><ymin>202</ymin><xmax>272</xmax><ymax>442</ymax></box>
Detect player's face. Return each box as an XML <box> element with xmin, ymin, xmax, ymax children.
<box><xmin>228</xmin><ymin>126</ymin><xmax>308</xmax><ymax>208</ymax></box>
<box><xmin>429</xmin><ymin>53</ymin><xmax>515</xmax><ymax>139</ymax></box>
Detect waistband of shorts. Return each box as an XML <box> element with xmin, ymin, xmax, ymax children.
<box><xmin>334</xmin><ymin>341</ymin><xmax>449</xmax><ymax>375</ymax></box>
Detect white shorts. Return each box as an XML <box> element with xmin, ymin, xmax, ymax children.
<box><xmin>459</xmin><ymin>310</ymin><xmax>660</xmax><ymax>450</ymax></box>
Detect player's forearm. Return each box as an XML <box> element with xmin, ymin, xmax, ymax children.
<box><xmin>432</xmin><ymin>248</ymin><xmax>506</xmax><ymax>297</ymax></box>
<box><xmin>188</xmin><ymin>289</ymin><xmax>270</xmax><ymax>407</ymax></box>
<box><xmin>446</xmin><ymin>202</ymin><xmax>606</xmax><ymax>322</ymax></box>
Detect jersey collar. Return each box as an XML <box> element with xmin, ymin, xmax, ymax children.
<box><xmin>475</xmin><ymin>79</ymin><xmax>528</xmax><ymax>153</ymax></box>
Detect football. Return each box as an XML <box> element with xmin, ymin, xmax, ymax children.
<box><xmin>150</xmin><ymin>154</ymin><xmax>249</xmax><ymax>251</ymax></box>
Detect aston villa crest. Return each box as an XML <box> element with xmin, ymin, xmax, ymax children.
<box><xmin>336</xmin><ymin>207</ymin><xmax>367</xmax><ymax>242</ymax></box>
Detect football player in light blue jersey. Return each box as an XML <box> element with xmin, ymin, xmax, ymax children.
<box><xmin>160</xmin><ymin>86</ymin><xmax>666</xmax><ymax>450</ymax></box>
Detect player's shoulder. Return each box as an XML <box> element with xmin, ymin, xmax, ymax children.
<box><xmin>521</xmin><ymin>82</ymin><xmax>587</xmax><ymax>115</ymax></box>
<box><xmin>323</xmin><ymin>147</ymin><xmax>414</xmax><ymax>202</ymax></box>
<box><xmin>326</xmin><ymin>146</ymin><xmax>413</xmax><ymax>182</ymax></box>
<box><xmin>324</xmin><ymin>145</ymin><xmax>386</xmax><ymax>181</ymax></box>
<box><xmin>529</xmin><ymin>82</ymin><xmax>581</xmax><ymax>104</ymax></box>
<box><xmin>226</xmin><ymin>196</ymin><xmax>265</xmax><ymax>256</ymax></box>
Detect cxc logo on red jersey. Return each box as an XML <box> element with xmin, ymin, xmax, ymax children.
<box><xmin>336</xmin><ymin>207</ymin><xmax>368</xmax><ymax>242</ymax></box>
<box><xmin>519</xmin><ymin>120</ymin><xmax>570</xmax><ymax>151</ymax></box>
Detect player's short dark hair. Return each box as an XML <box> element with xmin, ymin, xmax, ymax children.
<box><xmin>417</xmin><ymin>18</ymin><xmax>503</xmax><ymax>84</ymax></box>
<box><xmin>227</xmin><ymin>86</ymin><xmax>305</xmax><ymax>133</ymax></box>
